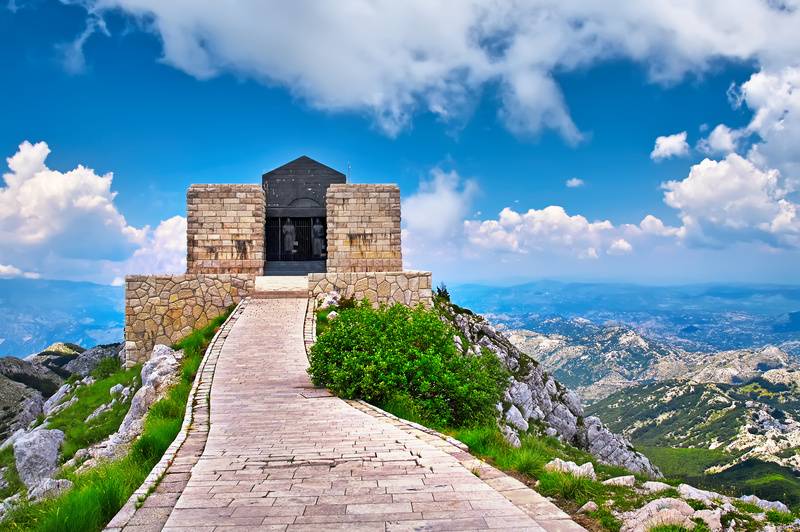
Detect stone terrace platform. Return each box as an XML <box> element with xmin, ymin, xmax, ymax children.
<box><xmin>111</xmin><ymin>297</ymin><xmax>585</xmax><ymax>531</ymax></box>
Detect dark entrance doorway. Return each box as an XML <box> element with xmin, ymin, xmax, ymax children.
<box><xmin>265</xmin><ymin>217</ymin><xmax>328</xmax><ymax>262</ymax></box>
<box><xmin>262</xmin><ymin>156</ymin><xmax>346</xmax><ymax>275</ymax></box>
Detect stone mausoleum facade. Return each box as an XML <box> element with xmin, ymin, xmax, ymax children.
<box><xmin>124</xmin><ymin>156</ymin><xmax>432</xmax><ymax>366</ymax></box>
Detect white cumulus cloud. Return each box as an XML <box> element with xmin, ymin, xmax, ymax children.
<box><xmin>0</xmin><ymin>141</ymin><xmax>187</xmax><ymax>283</ymax></box>
<box><xmin>662</xmin><ymin>153</ymin><xmax>799</xmax><ymax>248</ymax></box>
<box><xmin>566</xmin><ymin>178</ymin><xmax>585</xmax><ymax>188</ymax></box>
<box><xmin>60</xmin><ymin>1</ymin><xmax>800</xmax><ymax>139</ymax></box>
<box><xmin>651</xmin><ymin>132</ymin><xmax>690</xmax><ymax>161</ymax></box>
<box><xmin>402</xmin><ymin>168</ymin><xmax>478</xmax><ymax>266</ymax></box>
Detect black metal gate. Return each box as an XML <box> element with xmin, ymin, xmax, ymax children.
<box><xmin>265</xmin><ymin>217</ymin><xmax>326</xmax><ymax>262</ymax></box>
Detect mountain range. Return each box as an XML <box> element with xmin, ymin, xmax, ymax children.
<box><xmin>0</xmin><ymin>279</ymin><xmax>123</xmax><ymax>359</ymax></box>
<box><xmin>450</xmin><ymin>281</ymin><xmax>800</xmax><ymax>356</ymax></box>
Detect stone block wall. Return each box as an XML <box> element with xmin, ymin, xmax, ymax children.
<box><xmin>309</xmin><ymin>271</ymin><xmax>432</xmax><ymax>307</ymax></box>
<box><xmin>124</xmin><ymin>274</ymin><xmax>255</xmax><ymax>366</ymax></box>
<box><xmin>326</xmin><ymin>184</ymin><xmax>402</xmax><ymax>273</ymax></box>
<box><xmin>187</xmin><ymin>184</ymin><xmax>265</xmax><ymax>275</ymax></box>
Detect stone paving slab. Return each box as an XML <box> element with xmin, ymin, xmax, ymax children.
<box><xmin>159</xmin><ymin>297</ymin><xmax>583</xmax><ymax>531</ymax></box>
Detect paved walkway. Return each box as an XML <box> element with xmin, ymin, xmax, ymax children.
<box><xmin>163</xmin><ymin>297</ymin><xmax>560</xmax><ymax>531</ymax></box>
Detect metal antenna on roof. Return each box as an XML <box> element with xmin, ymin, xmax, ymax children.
<box><xmin>347</xmin><ymin>163</ymin><xmax>351</xmax><ymax>184</ymax></box>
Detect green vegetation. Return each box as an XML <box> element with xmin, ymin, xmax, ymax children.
<box><xmin>90</xmin><ymin>356</ymin><xmax>121</xmax><ymax>380</ymax></box>
<box><xmin>699</xmin><ymin>459</ymin><xmax>800</xmax><ymax>512</ymax></box>
<box><xmin>0</xmin><ymin>305</ymin><xmax>234</xmax><ymax>531</ymax></box>
<box><xmin>308</xmin><ymin>300</ymin><xmax>508</xmax><ymax>427</ymax></box>
<box><xmin>47</xmin><ymin>366</ymin><xmax>140</xmax><ymax>461</ymax></box>
<box><xmin>0</xmin><ymin>446</ymin><xmax>24</xmax><ymax>500</ymax></box>
<box><xmin>639</xmin><ymin>447</ymin><xmax>737</xmax><ymax>478</ymax></box>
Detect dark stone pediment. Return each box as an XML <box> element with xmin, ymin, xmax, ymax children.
<box><xmin>262</xmin><ymin>156</ymin><xmax>346</xmax><ymax>208</ymax></box>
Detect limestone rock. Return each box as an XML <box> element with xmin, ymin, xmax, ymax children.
<box><xmin>694</xmin><ymin>509</ymin><xmax>723</xmax><ymax>532</ymax></box>
<box><xmin>43</xmin><ymin>383</ymin><xmax>72</xmax><ymax>416</ymax></box>
<box><xmin>142</xmin><ymin>345</ymin><xmax>180</xmax><ymax>391</ymax></box>
<box><xmin>28</xmin><ymin>478</ymin><xmax>73</xmax><ymax>501</ymax></box>
<box><xmin>678</xmin><ymin>484</ymin><xmax>730</xmax><ymax>504</ymax></box>
<box><xmin>738</xmin><ymin>494</ymin><xmax>790</xmax><ymax>513</ymax></box>
<box><xmin>438</xmin><ymin>301</ymin><xmax>662</xmax><ymax>479</ymax></box>
<box><xmin>83</xmin><ymin>345</ymin><xmax>181</xmax><ymax>464</ymax></box>
<box><xmin>110</xmin><ymin>383</ymin><xmax>123</xmax><ymax>396</ymax></box>
<box><xmin>603</xmin><ymin>475</ymin><xmax>635</xmax><ymax>487</ymax></box>
<box><xmin>13</xmin><ymin>429</ymin><xmax>65</xmax><ymax>488</ymax></box>
<box><xmin>643</xmin><ymin>481</ymin><xmax>672</xmax><ymax>492</ymax></box>
<box><xmin>622</xmin><ymin>498</ymin><xmax>696</xmax><ymax>532</ymax></box>
<box><xmin>505</xmin><ymin>405</ymin><xmax>528</xmax><ymax>432</ymax></box>
<box><xmin>0</xmin><ymin>375</ymin><xmax>42</xmax><ymax>445</ymax></box>
<box><xmin>579</xmin><ymin>501</ymin><xmax>599</xmax><ymax>513</ymax></box>
<box><xmin>0</xmin><ymin>356</ymin><xmax>62</xmax><ymax>398</ymax></box>
<box><xmin>544</xmin><ymin>458</ymin><xmax>597</xmax><ymax>480</ymax></box>
<box><xmin>63</xmin><ymin>343</ymin><xmax>123</xmax><ymax>377</ymax></box>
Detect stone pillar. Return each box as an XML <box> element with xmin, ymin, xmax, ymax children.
<box><xmin>186</xmin><ymin>184</ymin><xmax>265</xmax><ymax>275</ymax></box>
<box><xmin>326</xmin><ymin>184</ymin><xmax>402</xmax><ymax>273</ymax></box>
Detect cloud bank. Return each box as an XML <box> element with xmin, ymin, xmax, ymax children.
<box><xmin>0</xmin><ymin>141</ymin><xmax>186</xmax><ymax>284</ymax></box>
<box><xmin>64</xmin><ymin>1</ymin><xmax>800</xmax><ymax>138</ymax></box>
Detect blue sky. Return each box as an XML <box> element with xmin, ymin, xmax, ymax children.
<box><xmin>1</xmin><ymin>1</ymin><xmax>799</xmax><ymax>286</ymax></box>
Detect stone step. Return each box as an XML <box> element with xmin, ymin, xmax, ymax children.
<box><xmin>251</xmin><ymin>289</ymin><xmax>308</xmax><ymax>299</ymax></box>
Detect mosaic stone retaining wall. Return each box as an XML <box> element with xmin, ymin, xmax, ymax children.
<box><xmin>308</xmin><ymin>270</ymin><xmax>432</xmax><ymax>307</ymax></box>
<box><xmin>326</xmin><ymin>184</ymin><xmax>402</xmax><ymax>273</ymax></box>
<box><xmin>124</xmin><ymin>274</ymin><xmax>255</xmax><ymax>366</ymax></box>
<box><xmin>187</xmin><ymin>184</ymin><xmax>265</xmax><ymax>275</ymax></box>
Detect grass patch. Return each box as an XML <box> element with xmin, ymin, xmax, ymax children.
<box><xmin>766</xmin><ymin>509</ymin><xmax>796</xmax><ymax>524</ymax></box>
<box><xmin>0</xmin><ymin>446</ymin><xmax>24</xmax><ymax>500</ymax></box>
<box><xmin>637</xmin><ymin>446</ymin><xmax>736</xmax><ymax>478</ymax></box>
<box><xmin>0</xmin><ymin>305</ymin><xmax>235</xmax><ymax>531</ymax></box>
<box><xmin>538</xmin><ymin>470</ymin><xmax>598</xmax><ymax>505</ymax></box>
<box><xmin>46</xmin><ymin>365</ymin><xmax>141</xmax><ymax>461</ymax></box>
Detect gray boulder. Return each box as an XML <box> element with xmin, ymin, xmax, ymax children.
<box><xmin>63</xmin><ymin>343</ymin><xmax>123</xmax><ymax>377</ymax></box>
<box><xmin>0</xmin><ymin>357</ymin><xmax>62</xmax><ymax>398</ymax></box>
<box><xmin>13</xmin><ymin>429</ymin><xmax>65</xmax><ymax>488</ymax></box>
<box><xmin>28</xmin><ymin>478</ymin><xmax>73</xmax><ymax>501</ymax></box>
<box><xmin>0</xmin><ymin>375</ymin><xmax>42</xmax><ymax>444</ymax></box>
<box><xmin>42</xmin><ymin>383</ymin><xmax>72</xmax><ymax>417</ymax></box>
<box><xmin>142</xmin><ymin>345</ymin><xmax>180</xmax><ymax>390</ymax></box>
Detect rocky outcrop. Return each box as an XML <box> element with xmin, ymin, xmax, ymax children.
<box><xmin>79</xmin><ymin>344</ymin><xmax>180</xmax><ymax>468</ymax></box>
<box><xmin>0</xmin><ymin>356</ymin><xmax>63</xmax><ymax>398</ymax></box>
<box><xmin>12</xmin><ymin>429</ymin><xmax>65</xmax><ymax>488</ymax></box>
<box><xmin>439</xmin><ymin>301</ymin><xmax>661</xmax><ymax>478</ymax></box>
<box><xmin>24</xmin><ymin>343</ymin><xmax>84</xmax><ymax>378</ymax></box>
<box><xmin>0</xmin><ymin>375</ymin><xmax>43</xmax><ymax>442</ymax></box>
<box><xmin>438</xmin><ymin>303</ymin><xmax>662</xmax><ymax>478</ymax></box>
<box><xmin>63</xmin><ymin>343</ymin><xmax>124</xmax><ymax>376</ymax></box>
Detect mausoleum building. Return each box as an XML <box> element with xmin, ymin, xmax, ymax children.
<box><xmin>124</xmin><ymin>156</ymin><xmax>432</xmax><ymax>365</ymax></box>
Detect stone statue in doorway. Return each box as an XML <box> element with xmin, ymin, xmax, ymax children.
<box><xmin>282</xmin><ymin>219</ymin><xmax>296</xmax><ymax>254</ymax></box>
<box><xmin>312</xmin><ymin>218</ymin><xmax>325</xmax><ymax>257</ymax></box>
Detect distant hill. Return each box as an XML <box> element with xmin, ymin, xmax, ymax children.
<box><xmin>0</xmin><ymin>279</ymin><xmax>123</xmax><ymax>358</ymax></box>
<box><xmin>507</xmin><ymin>322</ymin><xmax>798</xmax><ymax>403</ymax></box>
<box><xmin>449</xmin><ymin>281</ymin><xmax>800</xmax><ymax>355</ymax></box>
<box><xmin>587</xmin><ymin>371</ymin><xmax>800</xmax><ymax>470</ymax></box>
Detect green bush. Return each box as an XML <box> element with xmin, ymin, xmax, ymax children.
<box><xmin>766</xmin><ymin>510</ymin><xmax>795</xmax><ymax>524</ymax></box>
<box><xmin>91</xmin><ymin>356</ymin><xmax>121</xmax><ymax>380</ymax></box>
<box><xmin>308</xmin><ymin>300</ymin><xmax>508</xmax><ymax>427</ymax></box>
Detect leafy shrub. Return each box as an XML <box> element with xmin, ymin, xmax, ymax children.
<box><xmin>91</xmin><ymin>356</ymin><xmax>121</xmax><ymax>380</ymax></box>
<box><xmin>766</xmin><ymin>510</ymin><xmax>795</xmax><ymax>524</ymax></box>
<box><xmin>308</xmin><ymin>300</ymin><xmax>508</xmax><ymax>427</ymax></box>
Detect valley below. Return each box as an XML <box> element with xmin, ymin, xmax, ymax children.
<box><xmin>452</xmin><ymin>280</ymin><xmax>800</xmax><ymax>509</ymax></box>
